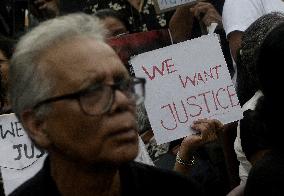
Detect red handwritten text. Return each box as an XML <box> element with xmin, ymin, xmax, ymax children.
<box><xmin>142</xmin><ymin>58</ymin><xmax>177</xmax><ymax>80</ymax></box>
<box><xmin>179</xmin><ymin>65</ymin><xmax>222</xmax><ymax>88</ymax></box>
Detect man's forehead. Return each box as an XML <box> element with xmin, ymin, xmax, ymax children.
<box><xmin>39</xmin><ymin>37</ymin><xmax>117</xmax><ymax>69</ymax></box>
<box><xmin>38</xmin><ymin>36</ymin><xmax>128</xmax><ymax>88</ymax></box>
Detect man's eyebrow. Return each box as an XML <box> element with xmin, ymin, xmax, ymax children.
<box><xmin>78</xmin><ymin>74</ymin><xmax>104</xmax><ymax>90</ymax></box>
<box><xmin>0</xmin><ymin>59</ymin><xmax>8</xmax><ymax>63</ymax></box>
<box><xmin>113</xmin><ymin>72</ymin><xmax>129</xmax><ymax>82</ymax></box>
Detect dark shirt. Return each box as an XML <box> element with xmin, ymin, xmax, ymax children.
<box><xmin>60</xmin><ymin>0</ymin><xmax>174</xmax><ymax>33</ymax></box>
<box><xmin>245</xmin><ymin>151</ymin><xmax>284</xmax><ymax>196</ymax></box>
<box><xmin>9</xmin><ymin>158</ymin><xmax>202</xmax><ymax>196</ymax></box>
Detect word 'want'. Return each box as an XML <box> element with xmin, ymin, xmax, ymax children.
<box><xmin>179</xmin><ymin>65</ymin><xmax>222</xmax><ymax>88</ymax></box>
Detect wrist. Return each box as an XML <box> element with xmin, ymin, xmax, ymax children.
<box><xmin>176</xmin><ymin>151</ymin><xmax>196</xmax><ymax>167</ymax></box>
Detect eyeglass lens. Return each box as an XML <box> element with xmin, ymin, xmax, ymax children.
<box><xmin>79</xmin><ymin>79</ymin><xmax>144</xmax><ymax>115</ymax></box>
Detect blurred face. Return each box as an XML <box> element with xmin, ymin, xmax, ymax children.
<box><xmin>101</xmin><ymin>17</ymin><xmax>128</xmax><ymax>38</ymax></box>
<box><xmin>36</xmin><ymin>37</ymin><xmax>139</xmax><ymax>166</ymax></box>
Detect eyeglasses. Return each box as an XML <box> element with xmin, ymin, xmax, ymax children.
<box><xmin>0</xmin><ymin>59</ymin><xmax>8</xmax><ymax>64</ymax></box>
<box><xmin>33</xmin><ymin>77</ymin><xmax>146</xmax><ymax>115</ymax></box>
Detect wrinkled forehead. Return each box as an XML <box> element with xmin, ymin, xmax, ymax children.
<box><xmin>38</xmin><ymin>37</ymin><xmax>129</xmax><ymax>92</ymax></box>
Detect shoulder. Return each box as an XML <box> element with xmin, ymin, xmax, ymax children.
<box><xmin>9</xmin><ymin>162</ymin><xmax>58</xmax><ymax>196</ymax></box>
<box><xmin>245</xmin><ymin>152</ymin><xmax>284</xmax><ymax>195</ymax></box>
<box><xmin>9</xmin><ymin>173</ymin><xmax>44</xmax><ymax>196</ymax></box>
<box><xmin>222</xmin><ymin>0</ymin><xmax>263</xmax><ymax>35</ymax></box>
<box><xmin>124</xmin><ymin>162</ymin><xmax>203</xmax><ymax>195</ymax></box>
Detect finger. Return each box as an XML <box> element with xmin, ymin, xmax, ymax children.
<box><xmin>191</xmin><ymin>122</ymin><xmax>210</xmax><ymax>132</ymax></box>
<box><xmin>191</xmin><ymin>119</ymin><xmax>222</xmax><ymax>137</ymax></box>
<box><xmin>202</xmin><ymin>11</ymin><xmax>221</xmax><ymax>26</ymax></box>
<box><xmin>204</xmin><ymin>16</ymin><xmax>217</xmax><ymax>27</ymax></box>
<box><xmin>192</xmin><ymin>118</ymin><xmax>210</xmax><ymax>125</ymax></box>
<box><xmin>195</xmin><ymin>124</ymin><xmax>217</xmax><ymax>143</ymax></box>
<box><xmin>191</xmin><ymin>3</ymin><xmax>215</xmax><ymax>19</ymax></box>
<box><xmin>193</xmin><ymin>118</ymin><xmax>222</xmax><ymax>127</ymax></box>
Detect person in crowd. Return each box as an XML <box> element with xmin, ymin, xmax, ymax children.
<box><xmin>59</xmin><ymin>0</ymin><xmax>174</xmax><ymax>33</ymax></box>
<box><xmin>170</xmin><ymin>0</ymin><xmax>223</xmax><ymax>41</ymax></box>
<box><xmin>169</xmin><ymin>1</ymin><xmax>235</xmax><ymax>192</ymax></box>
<box><xmin>30</xmin><ymin>0</ymin><xmax>60</xmax><ymax>21</ymax></box>
<box><xmin>0</xmin><ymin>34</ymin><xmax>15</xmax><ymax>196</ymax></box>
<box><xmin>175</xmin><ymin>119</ymin><xmax>223</xmax><ymax>173</ymax></box>
<box><xmin>8</xmin><ymin>13</ymin><xmax>203</xmax><ymax>196</ymax></box>
<box><xmin>242</xmin><ymin>20</ymin><xmax>284</xmax><ymax>195</ymax></box>
<box><xmin>232</xmin><ymin>13</ymin><xmax>284</xmax><ymax>186</ymax></box>
<box><xmin>169</xmin><ymin>0</ymin><xmax>234</xmax><ymax>78</ymax></box>
<box><xmin>27</xmin><ymin>0</ymin><xmax>60</xmax><ymax>29</ymax></box>
<box><xmin>240</xmin><ymin>103</ymin><xmax>272</xmax><ymax>167</ymax></box>
<box><xmin>0</xmin><ymin>34</ymin><xmax>15</xmax><ymax>114</ymax></box>
<box><xmin>95</xmin><ymin>9</ymin><xmax>154</xmax><ymax>166</ymax></box>
<box><xmin>94</xmin><ymin>9</ymin><xmax>129</xmax><ymax>38</ymax></box>
<box><xmin>174</xmin><ymin>119</ymin><xmax>231</xmax><ymax>195</ymax></box>
<box><xmin>222</xmin><ymin>0</ymin><xmax>284</xmax><ymax>63</ymax></box>
<box><xmin>245</xmin><ymin>151</ymin><xmax>284</xmax><ymax>196</ymax></box>
<box><xmin>226</xmin><ymin>96</ymin><xmax>273</xmax><ymax>196</ymax></box>
<box><xmin>0</xmin><ymin>0</ymin><xmax>12</xmax><ymax>37</ymax></box>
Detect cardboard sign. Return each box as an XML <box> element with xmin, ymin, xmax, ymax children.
<box><xmin>130</xmin><ymin>34</ymin><xmax>243</xmax><ymax>144</ymax></box>
<box><xmin>153</xmin><ymin>0</ymin><xmax>197</xmax><ymax>13</ymax></box>
<box><xmin>1</xmin><ymin>158</ymin><xmax>46</xmax><ymax>195</ymax></box>
<box><xmin>0</xmin><ymin>113</ymin><xmax>46</xmax><ymax>195</ymax></box>
<box><xmin>0</xmin><ymin>113</ymin><xmax>45</xmax><ymax>170</ymax></box>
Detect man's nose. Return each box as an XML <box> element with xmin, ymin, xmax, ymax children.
<box><xmin>110</xmin><ymin>90</ymin><xmax>135</xmax><ymax>113</ymax></box>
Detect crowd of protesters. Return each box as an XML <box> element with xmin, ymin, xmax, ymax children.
<box><xmin>1</xmin><ymin>0</ymin><xmax>284</xmax><ymax>195</ymax></box>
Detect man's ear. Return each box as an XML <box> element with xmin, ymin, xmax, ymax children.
<box><xmin>20</xmin><ymin>110</ymin><xmax>51</xmax><ymax>148</ymax></box>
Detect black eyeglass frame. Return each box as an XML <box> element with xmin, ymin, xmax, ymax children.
<box><xmin>0</xmin><ymin>59</ymin><xmax>9</xmax><ymax>64</ymax></box>
<box><xmin>32</xmin><ymin>77</ymin><xmax>146</xmax><ymax>116</ymax></box>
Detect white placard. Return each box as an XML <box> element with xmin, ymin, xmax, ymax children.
<box><xmin>153</xmin><ymin>0</ymin><xmax>197</xmax><ymax>13</ymax></box>
<box><xmin>0</xmin><ymin>113</ymin><xmax>45</xmax><ymax>169</ymax></box>
<box><xmin>1</xmin><ymin>158</ymin><xmax>46</xmax><ymax>195</ymax></box>
<box><xmin>0</xmin><ymin>113</ymin><xmax>46</xmax><ymax>195</ymax></box>
<box><xmin>131</xmin><ymin>34</ymin><xmax>243</xmax><ymax>144</ymax></box>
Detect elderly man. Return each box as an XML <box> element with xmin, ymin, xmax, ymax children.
<box><xmin>8</xmin><ymin>13</ymin><xmax>201</xmax><ymax>196</ymax></box>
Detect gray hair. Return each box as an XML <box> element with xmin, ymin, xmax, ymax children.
<box><xmin>9</xmin><ymin>13</ymin><xmax>106</xmax><ymax>119</ymax></box>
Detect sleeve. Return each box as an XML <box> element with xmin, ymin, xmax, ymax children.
<box><xmin>222</xmin><ymin>0</ymin><xmax>263</xmax><ymax>36</ymax></box>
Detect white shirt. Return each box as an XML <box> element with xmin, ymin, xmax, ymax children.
<box><xmin>222</xmin><ymin>0</ymin><xmax>284</xmax><ymax>36</ymax></box>
<box><xmin>234</xmin><ymin>90</ymin><xmax>263</xmax><ymax>183</ymax></box>
<box><xmin>135</xmin><ymin>136</ymin><xmax>154</xmax><ymax>166</ymax></box>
